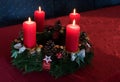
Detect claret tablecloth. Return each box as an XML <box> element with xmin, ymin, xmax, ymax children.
<box><xmin>0</xmin><ymin>5</ymin><xmax>120</xmax><ymax>82</ymax></box>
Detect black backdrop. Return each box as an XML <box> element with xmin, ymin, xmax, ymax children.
<box><xmin>0</xmin><ymin>0</ymin><xmax>120</xmax><ymax>27</ymax></box>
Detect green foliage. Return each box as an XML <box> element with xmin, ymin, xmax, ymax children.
<box><xmin>12</xmin><ymin>50</ymin><xmax>43</xmax><ymax>73</ymax></box>
<box><xmin>84</xmin><ymin>52</ymin><xmax>94</xmax><ymax>64</ymax></box>
<box><xmin>11</xmin><ymin>49</ymin><xmax>93</xmax><ymax>78</ymax></box>
<box><xmin>50</xmin><ymin>58</ymin><xmax>79</xmax><ymax>78</ymax></box>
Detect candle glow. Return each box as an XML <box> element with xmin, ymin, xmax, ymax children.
<box><xmin>28</xmin><ymin>17</ymin><xmax>31</xmax><ymax>22</ymax></box>
<box><xmin>34</xmin><ymin>6</ymin><xmax>45</xmax><ymax>32</ymax></box>
<box><xmin>73</xmin><ymin>8</ymin><xmax>76</xmax><ymax>14</ymax></box>
<box><xmin>38</xmin><ymin>6</ymin><xmax>41</xmax><ymax>12</ymax></box>
<box><xmin>23</xmin><ymin>17</ymin><xmax>36</xmax><ymax>48</ymax></box>
<box><xmin>69</xmin><ymin>8</ymin><xmax>80</xmax><ymax>24</ymax></box>
<box><xmin>66</xmin><ymin>19</ymin><xmax>80</xmax><ymax>52</ymax></box>
<box><xmin>72</xmin><ymin>20</ymin><xmax>75</xmax><ymax>26</ymax></box>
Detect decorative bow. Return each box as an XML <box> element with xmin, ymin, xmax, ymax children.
<box><xmin>11</xmin><ymin>43</ymin><xmax>26</xmax><ymax>58</ymax></box>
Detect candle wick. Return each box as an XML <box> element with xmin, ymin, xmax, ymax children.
<box><xmin>73</xmin><ymin>8</ymin><xmax>76</xmax><ymax>14</ymax></box>
<box><xmin>73</xmin><ymin>20</ymin><xmax>76</xmax><ymax>26</ymax></box>
<box><xmin>28</xmin><ymin>17</ymin><xmax>31</xmax><ymax>22</ymax></box>
<box><xmin>39</xmin><ymin>6</ymin><xmax>41</xmax><ymax>12</ymax></box>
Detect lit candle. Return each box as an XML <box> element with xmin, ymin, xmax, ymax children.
<box><xmin>69</xmin><ymin>8</ymin><xmax>80</xmax><ymax>24</ymax></box>
<box><xmin>23</xmin><ymin>17</ymin><xmax>36</xmax><ymax>48</ymax></box>
<box><xmin>34</xmin><ymin>6</ymin><xmax>45</xmax><ymax>32</ymax></box>
<box><xmin>65</xmin><ymin>20</ymin><xmax>80</xmax><ymax>52</ymax></box>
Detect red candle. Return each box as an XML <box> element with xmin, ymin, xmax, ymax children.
<box><xmin>66</xmin><ymin>20</ymin><xmax>80</xmax><ymax>52</ymax></box>
<box><xmin>23</xmin><ymin>17</ymin><xmax>36</xmax><ymax>48</ymax></box>
<box><xmin>69</xmin><ymin>8</ymin><xmax>80</xmax><ymax>25</ymax></box>
<box><xmin>34</xmin><ymin>6</ymin><xmax>45</xmax><ymax>32</ymax></box>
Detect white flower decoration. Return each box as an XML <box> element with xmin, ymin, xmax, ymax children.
<box><xmin>77</xmin><ymin>49</ymin><xmax>85</xmax><ymax>58</ymax></box>
<box><xmin>43</xmin><ymin>55</ymin><xmax>52</xmax><ymax>63</ymax></box>
<box><xmin>14</xmin><ymin>43</ymin><xmax>22</xmax><ymax>49</ymax></box>
<box><xmin>71</xmin><ymin>53</ymin><xmax>77</xmax><ymax>61</ymax></box>
<box><xmin>18</xmin><ymin>46</ymin><xmax>26</xmax><ymax>53</ymax></box>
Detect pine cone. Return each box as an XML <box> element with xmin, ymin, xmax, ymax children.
<box><xmin>43</xmin><ymin>40</ymin><xmax>57</xmax><ymax>56</ymax></box>
<box><xmin>54</xmin><ymin>20</ymin><xmax>61</xmax><ymax>31</ymax></box>
<box><xmin>80</xmin><ymin>32</ymin><xmax>87</xmax><ymax>42</ymax></box>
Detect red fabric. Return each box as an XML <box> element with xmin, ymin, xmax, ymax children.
<box><xmin>0</xmin><ymin>6</ymin><xmax>120</xmax><ymax>82</ymax></box>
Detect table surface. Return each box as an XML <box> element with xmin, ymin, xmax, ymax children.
<box><xmin>0</xmin><ymin>5</ymin><xmax>120</xmax><ymax>82</ymax></box>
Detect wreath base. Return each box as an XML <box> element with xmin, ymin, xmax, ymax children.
<box><xmin>11</xmin><ymin>20</ymin><xmax>94</xmax><ymax>78</ymax></box>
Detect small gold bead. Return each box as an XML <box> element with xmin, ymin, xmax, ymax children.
<box><xmin>60</xmin><ymin>46</ymin><xmax>64</xmax><ymax>49</ymax></box>
<box><xmin>54</xmin><ymin>45</ymin><xmax>60</xmax><ymax>48</ymax></box>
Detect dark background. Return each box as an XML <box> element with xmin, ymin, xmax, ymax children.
<box><xmin>0</xmin><ymin>0</ymin><xmax>120</xmax><ymax>27</ymax></box>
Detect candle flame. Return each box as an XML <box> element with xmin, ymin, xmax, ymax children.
<box><xmin>73</xmin><ymin>8</ymin><xmax>76</xmax><ymax>14</ymax></box>
<box><xmin>28</xmin><ymin>17</ymin><xmax>31</xmax><ymax>22</ymax></box>
<box><xmin>38</xmin><ymin>6</ymin><xmax>41</xmax><ymax>11</ymax></box>
<box><xmin>72</xmin><ymin>20</ymin><xmax>76</xmax><ymax>26</ymax></box>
